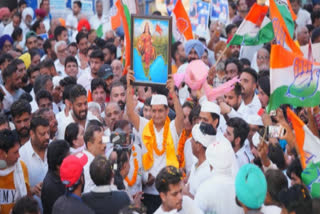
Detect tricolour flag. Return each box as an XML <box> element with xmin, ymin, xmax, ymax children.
<box><xmin>227</xmin><ymin>3</ymin><xmax>274</xmax><ymax>47</ymax></box>
<box><xmin>172</xmin><ymin>0</ymin><xmax>193</xmax><ymax>42</ymax></box>
<box><xmin>269</xmin><ymin>0</ymin><xmax>302</xmax><ymax>55</ymax></box>
<box><xmin>267</xmin><ymin>45</ymin><xmax>320</xmax><ymax>112</ymax></box>
<box><xmin>286</xmin><ymin>107</ymin><xmax>320</xmax><ymax>169</ymax></box>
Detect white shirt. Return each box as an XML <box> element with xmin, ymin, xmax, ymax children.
<box><xmin>260</xmin><ymin>205</ymin><xmax>281</xmax><ymax>214</ymax></box>
<box><xmin>89</xmin><ymin>14</ymin><xmax>105</xmax><ymax>30</ymax></box>
<box><xmin>139</xmin><ymin>116</ymin><xmax>179</xmax><ymax>195</ymax></box>
<box><xmin>227</xmin><ymin>94</ymin><xmax>261</xmax><ymax>119</ymax></box>
<box><xmin>3</xmin><ymin>22</ymin><xmax>14</xmax><ymax>36</ymax></box>
<box><xmin>77</xmin><ymin>72</ymin><xmax>94</xmax><ymax>91</ymax></box>
<box><xmin>83</xmin><ymin>150</ymin><xmax>96</xmax><ymax>193</ymax></box>
<box><xmin>187</xmin><ymin>160</ymin><xmax>212</xmax><ymax>196</ymax></box>
<box><xmin>1</xmin><ymin>85</ymin><xmax>25</xmax><ymax>112</ymax></box>
<box><xmin>195</xmin><ymin>172</ymin><xmax>244</xmax><ymax>214</ymax></box>
<box><xmin>235</xmin><ymin>146</ymin><xmax>250</xmax><ymax>169</ymax></box>
<box><xmin>19</xmin><ymin>140</ymin><xmax>48</xmax><ymax>187</ymax></box>
<box><xmin>154</xmin><ymin>196</ymin><xmax>203</xmax><ymax>214</ymax></box>
<box><xmin>54</xmin><ymin>59</ymin><xmax>66</xmax><ymax>77</ymax></box>
<box><xmin>296</xmin><ymin>8</ymin><xmax>311</xmax><ymax>27</ymax></box>
<box><xmin>183</xmin><ymin>138</ymin><xmax>196</xmax><ymax>175</ymax></box>
<box><xmin>66</xmin><ymin>13</ymin><xmax>78</xmax><ymax>33</ymax></box>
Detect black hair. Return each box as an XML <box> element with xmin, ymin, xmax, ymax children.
<box><xmin>47</xmin><ymin>140</ymin><xmax>70</xmax><ymax>171</ymax></box>
<box><xmin>33</xmin><ymin>74</ymin><xmax>52</xmax><ymax>94</ymax></box>
<box><xmin>0</xmin><ymin>53</ymin><xmax>13</xmax><ymax>66</ymax></box>
<box><xmin>265</xmin><ymin>169</ymin><xmax>288</xmax><ymax>204</ymax></box>
<box><xmin>27</xmin><ymin>65</ymin><xmax>40</xmax><ymax>78</ymax></box>
<box><xmin>144</xmin><ymin>96</ymin><xmax>152</xmax><ymax>107</ymax></box>
<box><xmin>113</xmin><ymin>119</ymin><xmax>130</xmax><ymax>131</ymax></box>
<box><xmin>84</xmin><ymin>124</ymin><xmax>102</xmax><ymax>146</ymax></box>
<box><xmin>36</xmin><ymin>89</ymin><xmax>53</xmax><ymax>104</ymax></box>
<box><xmin>12</xmin><ymin>196</ymin><xmax>40</xmax><ymax>214</ymax></box>
<box><xmin>152</xmin><ymin>11</ymin><xmax>162</xmax><ymax>16</ymax></box>
<box><xmin>90</xmin><ymin>155</ymin><xmax>113</xmax><ymax>186</ymax></box>
<box><xmin>232</xmin><ymin>82</ymin><xmax>242</xmax><ymax>96</ymax></box>
<box><xmin>60</xmin><ymin>76</ymin><xmax>77</xmax><ymax>87</ymax></box>
<box><xmin>151</xmin><ymin>85</ymin><xmax>169</xmax><ymax>97</ymax></box>
<box><xmin>54</xmin><ymin>26</ymin><xmax>67</xmax><ymax>41</ymax></box>
<box><xmin>73</xmin><ymin>0</ymin><xmax>82</xmax><ymax>8</ymax></box>
<box><xmin>31</xmin><ymin>20</ymin><xmax>42</xmax><ymax>33</ymax></box>
<box><xmin>12</xmin><ymin>12</ymin><xmax>21</xmax><ymax>20</ymax></box>
<box><xmin>69</xmin><ymin>84</ymin><xmax>87</xmax><ymax>103</ymax></box>
<box><xmin>311</xmin><ymin>11</ymin><xmax>320</xmax><ymax>24</ymax></box>
<box><xmin>225</xmin><ymin>57</ymin><xmax>242</xmax><ymax>74</ymax></box>
<box><xmin>30</xmin><ymin>116</ymin><xmax>49</xmax><ymax>132</ymax></box>
<box><xmin>18</xmin><ymin>0</ymin><xmax>27</xmax><ymax>7</ymax></box>
<box><xmin>239</xmin><ymin>58</ymin><xmax>251</xmax><ymax>67</ymax></box>
<box><xmin>94</xmin><ymin>37</ymin><xmax>106</xmax><ymax>47</ymax></box>
<box><xmin>91</xmin><ymin>78</ymin><xmax>107</xmax><ymax>94</ymax></box>
<box><xmin>226</xmin><ymin>117</ymin><xmax>249</xmax><ymax>148</ymax></box>
<box><xmin>43</xmin><ymin>38</ymin><xmax>54</xmax><ymax>54</ymax></box>
<box><xmin>87</xmin><ymin>119</ymin><xmax>104</xmax><ymax>130</ymax></box>
<box><xmin>242</xmin><ymin>67</ymin><xmax>258</xmax><ymax>83</ymax></box>
<box><xmin>64</xmin><ymin>122</ymin><xmax>80</xmax><ymax>147</ymax></box>
<box><xmin>155</xmin><ymin>166</ymin><xmax>182</xmax><ymax>193</ymax></box>
<box><xmin>76</xmin><ymin>31</ymin><xmax>88</xmax><ymax>44</ymax></box>
<box><xmin>89</xmin><ymin>49</ymin><xmax>104</xmax><ymax>61</ymax></box>
<box><xmin>286</xmin><ymin>158</ymin><xmax>303</xmax><ymax>179</ymax></box>
<box><xmin>2</xmin><ymin>61</ymin><xmax>17</xmax><ymax>82</ymax></box>
<box><xmin>189</xmin><ymin>104</ymin><xmax>201</xmax><ymax>124</ymax></box>
<box><xmin>171</xmin><ymin>41</ymin><xmax>182</xmax><ymax>60</ymax></box>
<box><xmin>88</xmin><ymin>44</ymin><xmax>98</xmax><ymax>52</ymax></box>
<box><xmin>29</xmin><ymin>48</ymin><xmax>41</xmax><ymax>60</ymax></box>
<box><xmin>226</xmin><ymin>23</ymin><xmax>237</xmax><ymax>36</ymax></box>
<box><xmin>268</xmin><ymin>143</ymin><xmax>286</xmax><ymax>170</ymax></box>
<box><xmin>62</xmin><ymin>84</ymin><xmax>74</xmax><ymax>103</ymax></box>
<box><xmin>68</xmin><ymin>42</ymin><xmax>77</xmax><ymax>48</ymax></box>
<box><xmin>11</xmin><ymin>27</ymin><xmax>23</xmax><ymax>41</ymax></box>
<box><xmin>311</xmin><ymin>27</ymin><xmax>320</xmax><ymax>43</ymax></box>
<box><xmin>39</xmin><ymin>59</ymin><xmax>54</xmax><ymax>69</ymax></box>
<box><xmin>10</xmin><ymin>99</ymin><xmax>31</xmax><ymax>119</ymax></box>
<box><xmin>64</xmin><ymin>55</ymin><xmax>78</xmax><ymax>67</ymax></box>
<box><xmin>0</xmin><ymin>113</ymin><xmax>9</xmax><ymax>127</ymax></box>
<box><xmin>110</xmin><ymin>81</ymin><xmax>125</xmax><ymax>94</ymax></box>
<box><xmin>19</xmin><ymin>93</ymin><xmax>33</xmax><ymax>103</ymax></box>
<box><xmin>0</xmin><ymin>129</ymin><xmax>19</xmax><ymax>153</ymax></box>
<box><xmin>103</xmin><ymin>43</ymin><xmax>117</xmax><ymax>59</ymax></box>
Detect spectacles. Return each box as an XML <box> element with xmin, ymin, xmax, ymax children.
<box><xmin>257</xmin><ymin>56</ymin><xmax>269</xmax><ymax>60</ymax></box>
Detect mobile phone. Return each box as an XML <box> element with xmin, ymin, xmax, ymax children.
<box><xmin>267</xmin><ymin>125</ymin><xmax>286</xmax><ymax>138</ymax></box>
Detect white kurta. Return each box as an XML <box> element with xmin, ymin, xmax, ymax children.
<box><xmin>154</xmin><ymin>196</ymin><xmax>203</xmax><ymax>214</ymax></box>
<box><xmin>227</xmin><ymin>94</ymin><xmax>261</xmax><ymax>119</ymax></box>
<box><xmin>187</xmin><ymin>160</ymin><xmax>212</xmax><ymax>196</ymax></box>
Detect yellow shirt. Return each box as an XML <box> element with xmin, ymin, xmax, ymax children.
<box><xmin>0</xmin><ymin>161</ymin><xmax>30</xmax><ymax>214</ymax></box>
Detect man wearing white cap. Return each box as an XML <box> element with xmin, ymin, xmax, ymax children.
<box><xmin>126</xmin><ymin>70</ymin><xmax>184</xmax><ymax>214</ymax></box>
<box><xmin>195</xmin><ymin>140</ymin><xmax>243</xmax><ymax>214</ymax></box>
<box><xmin>185</xmin><ymin>122</ymin><xmax>215</xmax><ymax>197</ymax></box>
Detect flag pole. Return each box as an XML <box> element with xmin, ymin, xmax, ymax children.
<box><xmin>213</xmin><ymin>46</ymin><xmax>228</xmax><ymax>67</ymax></box>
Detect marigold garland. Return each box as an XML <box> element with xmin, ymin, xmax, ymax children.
<box><xmin>125</xmin><ymin>145</ymin><xmax>139</xmax><ymax>186</ymax></box>
<box><xmin>149</xmin><ymin>117</ymin><xmax>170</xmax><ymax>156</ymax></box>
<box><xmin>177</xmin><ymin>129</ymin><xmax>192</xmax><ymax>168</ymax></box>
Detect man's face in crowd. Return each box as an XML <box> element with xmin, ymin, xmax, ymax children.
<box><xmin>38</xmin><ymin>22</ymin><xmax>46</xmax><ymax>34</ymax></box>
<box><xmin>41</xmin><ymin>0</ymin><xmax>50</xmax><ymax>12</ymax></box>
<box><xmin>176</xmin><ymin>44</ymin><xmax>187</xmax><ymax>63</ymax></box>
<box><xmin>143</xmin><ymin>105</ymin><xmax>152</xmax><ymax>120</ymax></box>
<box><xmin>43</xmin><ymin>110</ymin><xmax>58</xmax><ymax>139</ymax></box>
<box><xmin>13</xmin><ymin>112</ymin><xmax>31</xmax><ymax>138</ymax></box>
<box><xmin>257</xmin><ymin>86</ymin><xmax>269</xmax><ymax>108</ymax></box>
<box><xmin>44</xmin><ymin>80</ymin><xmax>54</xmax><ymax>95</ymax></box>
<box><xmin>256</xmin><ymin>49</ymin><xmax>270</xmax><ymax>71</ymax></box>
<box><xmin>224</xmin><ymin>89</ymin><xmax>241</xmax><ymax>110</ymax></box>
<box><xmin>199</xmin><ymin>111</ymin><xmax>218</xmax><ymax>129</ymax></box>
<box><xmin>225</xmin><ymin>62</ymin><xmax>239</xmax><ymax>80</ymax></box>
<box><xmin>183</xmin><ymin>106</ymin><xmax>192</xmax><ymax>131</ymax></box>
<box><xmin>201</xmin><ymin>51</ymin><xmax>209</xmax><ymax>66</ymax></box>
<box><xmin>187</xmin><ymin>48</ymin><xmax>199</xmax><ymax>62</ymax></box>
<box><xmin>58</xmin><ymin>30</ymin><xmax>68</xmax><ymax>43</ymax></box>
<box><xmin>68</xmin><ymin>45</ymin><xmax>78</xmax><ymax>57</ymax></box>
<box><xmin>240</xmin><ymin>72</ymin><xmax>256</xmax><ymax>97</ymax></box>
<box><xmin>52</xmin><ymin>85</ymin><xmax>63</xmax><ymax>103</ymax></box>
<box><xmin>2</xmin><ymin>144</ymin><xmax>20</xmax><ymax>167</ymax></box>
<box><xmin>92</xmin><ymin>86</ymin><xmax>106</xmax><ymax>106</ymax></box>
<box><xmin>26</xmin><ymin>36</ymin><xmax>38</xmax><ymax>50</ymax></box>
<box><xmin>88</xmin><ymin>130</ymin><xmax>106</xmax><ymax>156</ymax></box>
<box><xmin>224</xmin><ymin>126</ymin><xmax>236</xmax><ymax>147</ymax></box>
<box><xmin>2</xmin><ymin>40</ymin><xmax>12</xmax><ymax>53</ymax></box>
<box><xmin>31</xmin><ymin>54</ymin><xmax>41</xmax><ymax>66</ymax></box>
<box><xmin>57</xmin><ymin>43</ymin><xmax>68</xmax><ymax>64</ymax></box>
<box><xmin>89</xmin><ymin>57</ymin><xmax>103</xmax><ymax>76</ymax></box>
<box><xmin>37</xmin><ymin>38</ymin><xmax>44</xmax><ymax>50</ymax></box>
<box><xmin>31</xmin><ymin>125</ymin><xmax>50</xmax><ymax>151</ymax></box>
<box><xmin>10</xmin><ymin>71</ymin><xmax>23</xmax><ymax>91</ymax></box>
<box><xmin>78</xmin><ymin>37</ymin><xmax>88</xmax><ymax>54</ymax></box>
<box><xmin>12</xmin><ymin>16</ymin><xmax>21</xmax><ymax>28</ymax></box>
<box><xmin>72</xmin><ymin>95</ymin><xmax>88</xmax><ymax>121</ymax></box>
<box><xmin>105</xmin><ymin>103</ymin><xmax>122</xmax><ymax>129</ymax></box>
<box><xmin>291</xmin><ymin>0</ymin><xmax>300</xmax><ymax>14</ymax></box>
<box><xmin>238</xmin><ymin>0</ymin><xmax>248</xmax><ymax>13</ymax></box>
<box><xmin>30</xmin><ymin>70</ymin><xmax>40</xmax><ymax>85</ymax></box>
<box><xmin>96</xmin><ymin>1</ymin><xmax>103</xmax><ymax>16</ymax></box>
<box><xmin>110</xmin><ymin>85</ymin><xmax>126</xmax><ymax>110</ymax></box>
<box><xmin>38</xmin><ymin>98</ymin><xmax>53</xmax><ymax>110</ymax></box>
<box><xmin>73</xmin><ymin>3</ymin><xmax>81</xmax><ymax>15</ymax></box>
<box><xmin>160</xmin><ymin>181</ymin><xmax>183</xmax><ymax>212</ymax></box>
<box><xmin>65</xmin><ymin>62</ymin><xmax>78</xmax><ymax>78</ymax></box>
<box><xmin>102</xmin><ymin>48</ymin><xmax>112</xmax><ymax>64</ymax></box>
<box><xmin>151</xmin><ymin>105</ymin><xmax>169</xmax><ymax>127</ymax></box>
<box><xmin>230</xmin><ymin>45</ymin><xmax>240</xmax><ymax>58</ymax></box>
<box><xmin>111</xmin><ymin>60</ymin><xmax>123</xmax><ymax>81</ymax></box>
<box><xmin>297</xmin><ymin>26</ymin><xmax>310</xmax><ymax>46</ymax></box>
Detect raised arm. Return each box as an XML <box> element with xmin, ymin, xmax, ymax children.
<box><xmin>167</xmin><ymin>75</ymin><xmax>184</xmax><ymax>136</ymax></box>
<box><xmin>126</xmin><ymin>69</ymin><xmax>140</xmax><ymax>131</ymax></box>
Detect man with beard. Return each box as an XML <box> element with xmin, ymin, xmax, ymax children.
<box><xmin>224</xmin><ymin>117</ymin><xmax>250</xmax><ymax>168</ymax></box>
<box><xmin>75</xmin><ymin>32</ymin><xmax>90</xmax><ymax>75</ymax></box>
<box><xmin>227</xmin><ymin>44</ymin><xmax>240</xmax><ymax>59</ymax></box>
<box><xmin>25</xmin><ymin>31</ymin><xmax>38</xmax><ymax>51</ymax></box>
<box><xmin>34</xmin><ymin>108</ymin><xmax>58</xmax><ymax>140</ymax></box>
<box><xmin>1</xmin><ymin>60</ymin><xmax>25</xmax><ymax>113</ymax></box>
<box><xmin>172</xmin><ymin>41</ymin><xmax>187</xmax><ymax>74</ymax></box>
<box><xmin>155</xmin><ymin>166</ymin><xmax>201</xmax><ymax>214</ymax></box>
<box><xmin>54</xmin><ymin>41</ymin><xmax>68</xmax><ymax>76</ymax></box>
<box><xmin>56</xmin><ymin>84</ymin><xmax>98</xmax><ymax>139</ymax></box>
<box><xmin>256</xmin><ymin>48</ymin><xmax>270</xmax><ymax>72</ymax></box>
<box><xmin>19</xmin><ymin>116</ymin><xmax>50</xmax><ymax>208</ymax></box>
<box><xmin>77</xmin><ymin>49</ymin><xmax>104</xmax><ymax>91</ymax></box>
<box><xmin>10</xmin><ymin>99</ymin><xmax>31</xmax><ymax>145</ymax></box>
<box><xmin>110</xmin><ymin>81</ymin><xmax>126</xmax><ymax>111</ymax></box>
<box><xmin>184</xmin><ymin>39</ymin><xmax>205</xmax><ymax>63</ymax></box>
<box><xmin>102</xmin><ymin>43</ymin><xmax>116</xmax><ymax>65</ymax></box>
<box><xmin>220</xmin><ymin>83</ymin><xmax>242</xmax><ymax>117</ymax></box>
<box><xmin>224</xmin><ymin>58</ymin><xmax>242</xmax><ymax>80</ymax></box>
<box><xmin>104</xmin><ymin>102</ymin><xmax>122</xmax><ymax>134</ymax></box>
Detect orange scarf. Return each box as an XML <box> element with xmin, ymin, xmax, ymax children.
<box><xmin>125</xmin><ymin>145</ymin><xmax>139</xmax><ymax>186</ymax></box>
<box><xmin>142</xmin><ymin>117</ymin><xmax>179</xmax><ymax>171</ymax></box>
<box><xmin>177</xmin><ymin>129</ymin><xmax>192</xmax><ymax>168</ymax></box>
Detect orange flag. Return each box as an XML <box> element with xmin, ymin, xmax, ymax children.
<box><xmin>172</xmin><ymin>0</ymin><xmax>193</xmax><ymax>41</ymax></box>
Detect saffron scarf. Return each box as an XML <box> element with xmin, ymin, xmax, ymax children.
<box><xmin>142</xmin><ymin>117</ymin><xmax>179</xmax><ymax>170</ymax></box>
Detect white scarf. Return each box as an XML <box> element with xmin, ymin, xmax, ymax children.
<box><xmin>0</xmin><ymin>160</ymin><xmax>27</xmax><ymax>201</ymax></box>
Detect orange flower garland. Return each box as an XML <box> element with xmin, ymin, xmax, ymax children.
<box><xmin>177</xmin><ymin>129</ymin><xmax>192</xmax><ymax>168</ymax></box>
<box><xmin>125</xmin><ymin>145</ymin><xmax>139</xmax><ymax>187</ymax></box>
<box><xmin>149</xmin><ymin>117</ymin><xmax>170</xmax><ymax>156</ymax></box>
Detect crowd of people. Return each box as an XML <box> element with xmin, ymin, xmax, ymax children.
<box><xmin>0</xmin><ymin>0</ymin><xmax>320</xmax><ymax>213</ymax></box>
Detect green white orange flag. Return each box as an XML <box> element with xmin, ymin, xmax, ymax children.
<box><xmin>172</xmin><ymin>0</ymin><xmax>193</xmax><ymax>42</ymax></box>
<box><xmin>269</xmin><ymin>0</ymin><xmax>303</xmax><ymax>55</ymax></box>
<box><xmin>267</xmin><ymin>45</ymin><xmax>320</xmax><ymax>112</ymax></box>
<box><xmin>286</xmin><ymin>107</ymin><xmax>320</xmax><ymax>169</ymax></box>
<box><xmin>227</xmin><ymin>3</ymin><xmax>274</xmax><ymax>47</ymax></box>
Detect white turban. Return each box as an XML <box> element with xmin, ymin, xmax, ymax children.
<box><xmin>192</xmin><ymin>123</ymin><xmax>216</xmax><ymax>148</ymax></box>
<box><xmin>22</xmin><ymin>7</ymin><xmax>34</xmax><ymax>22</ymax></box>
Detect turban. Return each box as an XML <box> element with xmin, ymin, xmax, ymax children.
<box><xmin>0</xmin><ymin>7</ymin><xmax>10</xmax><ymax>20</ymax></box>
<box><xmin>22</xmin><ymin>7</ymin><xmax>34</xmax><ymax>21</ymax></box>
<box><xmin>77</xmin><ymin>19</ymin><xmax>91</xmax><ymax>32</ymax></box>
<box><xmin>35</xmin><ymin>8</ymin><xmax>46</xmax><ymax>18</ymax></box>
<box><xmin>192</xmin><ymin>123</ymin><xmax>216</xmax><ymax>148</ymax></box>
<box><xmin>206</xmin><ymin>139</ymin><xmax>234</xmax><ymax>171</ymax></box>
<box><xmin>185</xmin><ymin>39</ymin><xmax>205</xmax><ymax>58</ymax></box>
<box><xmin>0</xmin><ymin>35</ymin><xmax>13</xmax><ymax>50</ymax></box>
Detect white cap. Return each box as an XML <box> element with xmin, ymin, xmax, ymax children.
<box><xmin>52</xmin><ymin>76</ymin><xmax>63</xmax><ymax>88</ymax></box>
<box><xmin>201</xmin><ymin>100</ymin><xmax>221</xmax><ymax>115</ymax></box>
<box><xmin>245</xmin><ymin>114</ymin><xmax>263</xmax><ymax>126</ymax></box>
<box><xmin>151</xmin><ymin>94</ymin><xmax>168</xmax><ymax>106</ymax></box>
<box><xmin>206</xmin><ymin>140</ymin><xmax>234</xmax><ymax>170</ymax></box>
<box><xmin>192</xmin><ymin>123</ymin><xmax>216</xmax><ymax>148</ymax></box>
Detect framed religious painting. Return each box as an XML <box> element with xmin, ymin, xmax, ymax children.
<box><xmin>131</xmin><ymin>15</ymin><xmax>172</xmax><ymax>86</ymax></box>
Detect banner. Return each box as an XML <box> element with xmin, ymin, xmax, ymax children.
<box><xmin>189</xmin><ymin>0</ymin><xmax>210</xmax><ymax>38</ymax></box>
<box><xmin>211</xmin><ymin>0</ymin><xmax>229</xmax><ymax>24</ymax></box>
